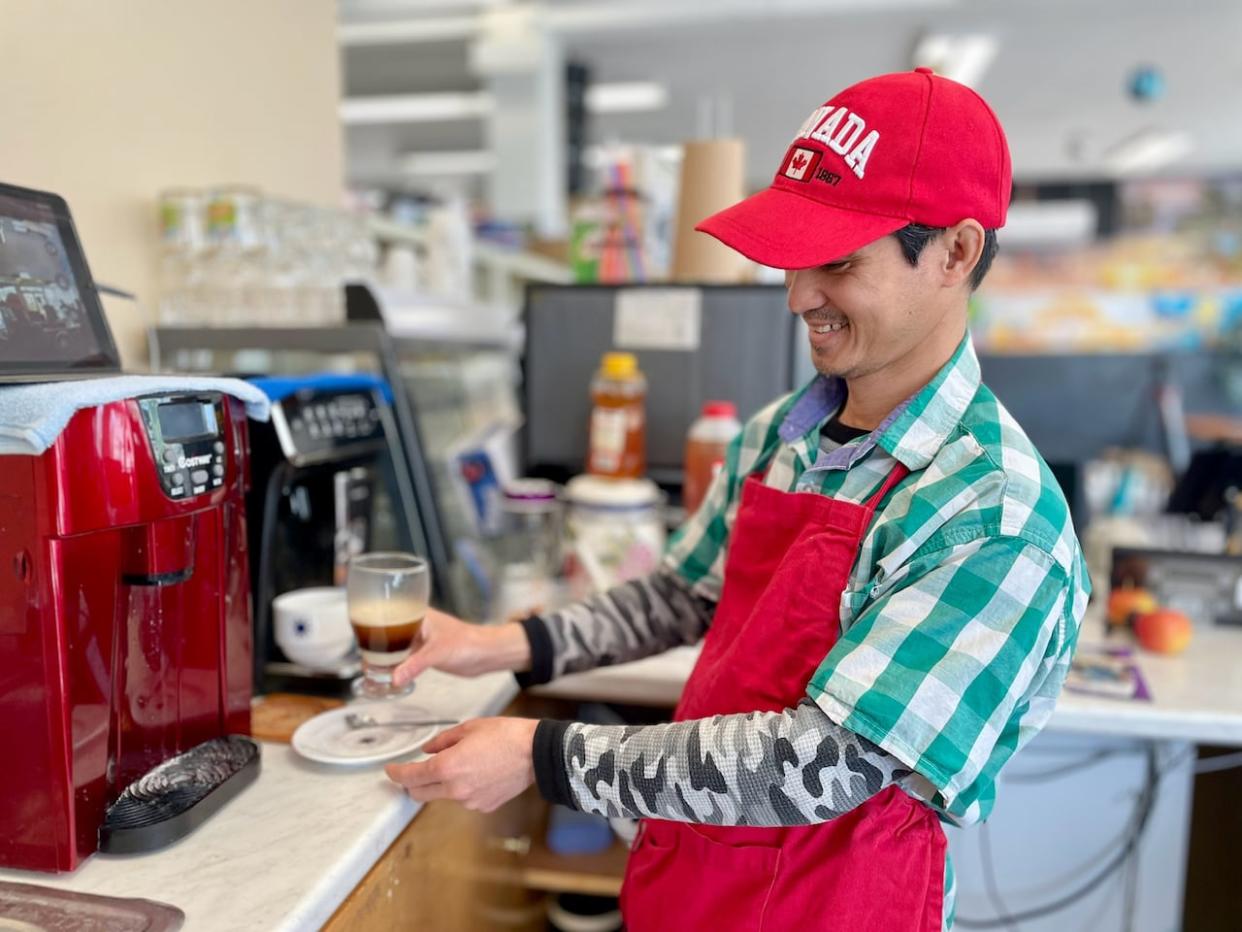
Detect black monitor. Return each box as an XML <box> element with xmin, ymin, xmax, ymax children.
<box><xmin>0</xmin><ymin>182</ymin><xmax>121</xmax><ymax>381</ymax></box>
<box><xmin>523</xmin><ymin>284</ymin><xmax>798</xmax><ymax>487</ymax></box>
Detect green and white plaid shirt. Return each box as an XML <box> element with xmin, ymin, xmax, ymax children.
<box><xmin>665</xmin><ymin>333</ymin><xmax>1090</xmax><ymax>831</ymax></box>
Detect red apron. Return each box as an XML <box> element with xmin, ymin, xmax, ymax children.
<box><xmin>620</xmin><ymin>466</ymin><xmax>946</xmax><ymax>931</ymax></box>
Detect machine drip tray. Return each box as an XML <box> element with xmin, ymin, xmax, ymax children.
<box><xmin>100</xmin><ymin>736</ymin><xmax>261</xmax><ymax>854</ymax></box>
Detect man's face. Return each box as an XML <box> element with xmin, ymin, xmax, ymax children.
<box><xmin>785</xmin><ymin>233</ymin><xmax>950</xmax><ymax>380</ymax></box>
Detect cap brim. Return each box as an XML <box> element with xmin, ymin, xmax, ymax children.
<box><xmin>695</xmin><ymin>187</ymin><xmax>908</xmax><ymax>271</ymax></box>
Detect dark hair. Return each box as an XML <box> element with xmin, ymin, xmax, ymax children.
<box><xmin>892</xmin><ymin>223</ymin><xmax>998</xmax><ymax>291</ymax></box>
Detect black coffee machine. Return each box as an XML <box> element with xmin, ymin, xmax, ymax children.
<box><xmin>246</xmin><ymin>373</ymin><xmax>434</xmax><ymax>694</ymax></box>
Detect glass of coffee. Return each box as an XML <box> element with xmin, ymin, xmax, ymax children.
<box><xmin>347</xmin><ymin>552</ymin><xmax>429</xmax><ymax>699</ymax></box>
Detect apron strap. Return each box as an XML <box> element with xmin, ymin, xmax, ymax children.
<box><xmin>863</xmin><ymin>462</ymin><xmax>910</xmax><ymax>514</ymax></box>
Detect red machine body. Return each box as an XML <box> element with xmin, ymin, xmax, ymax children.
<box><xmin>0</xmin><ymin>393</ymin><xmax>253</xmax><ymax>872</ymax></box>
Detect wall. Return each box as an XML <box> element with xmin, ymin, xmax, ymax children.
<box><xmin>2</xmin><ymin>0</ymin><xmax>345</xmax><ymax>366</ymax></box>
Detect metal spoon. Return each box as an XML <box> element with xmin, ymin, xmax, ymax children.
<box><xmin>345</xmin><ymin>712</ymin><xmax>458</xmax><ymax>730</ymax></box>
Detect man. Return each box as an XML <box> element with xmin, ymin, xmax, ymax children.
<box><xmin>385</xmin><ymin>68</ymin><xmax>1089</xmax><ymax>931</ymax></box>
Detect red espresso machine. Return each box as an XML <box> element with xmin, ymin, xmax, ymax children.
<box><xmin>0</xmin><ymin>182</ymin><xmax>259</xmax><ymax>872</ymax></box>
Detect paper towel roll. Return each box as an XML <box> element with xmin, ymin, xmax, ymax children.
<box><xmin>671</xmin><ymin>139</ymin><xmax>750</xmax><ymax>283</ymax></box>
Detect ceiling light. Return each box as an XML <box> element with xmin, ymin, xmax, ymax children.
<box><xmin>1002</xmin><ymin>201</ymin><xmax>1098</xmax><ymax>248</ymax></box>
<box><xmin>399</xmin><ymin>150</ymin><xmax>497</xmax><ymax>176</ymax></box>
<box><xmin>1104</xmin><ymin>128</ymin><xmax>1195</xmax><ymax>175</ymax></box>
<box><xmin>340</xmin><ymin>92</ymin><xmax>492</xmax><ymax>125</ymax></box>
<box><xmin>341</xmin><ymin>81</ymin><xmax>666</xmax><ymax>127</ymax></box>
<box><xmin>581</xmin><ymin>144</ymin><xmax>683</xmax><ymax>169</ymax></box>
<box><xmin>337</xmin><ymin>16</ymin><xmax>478</xmax><ymax>46</ymax></box>
<box><xmin>584</xmin><ymin>82</ymin><xmax>669</xmax><ymax>114</ymax></box>
<box><xmin>912</xmin><ymin>33</ymin><xmax>998</xmax><ymax>88</ymax></box>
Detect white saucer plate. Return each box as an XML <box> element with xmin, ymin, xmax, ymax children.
<box><xmin>291</xmin><ymin>703</ymin><xmax>440</xmax><ymax>766</ymax></box>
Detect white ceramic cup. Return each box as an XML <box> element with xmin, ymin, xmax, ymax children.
<box><xmin>273</xmin><ymin>587</ymin><xmax>355</xmax><ymax>670</ymax></box>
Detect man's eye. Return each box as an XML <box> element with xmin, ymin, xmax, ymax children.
<box><xmin>824</xmin><ymin>261</ymin><xmax>851</xmax><ymax>273</ymax></box>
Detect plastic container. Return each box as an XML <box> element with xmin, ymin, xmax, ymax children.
<box><xmin>586</xmin><ymin>352</ymin><xmax>647</xmax><ymax>479</ymax></box>
<box><xmin>547</xmin><ymin>894</ymin><xmax>622</xmax><ymax>932</ymax></box>
<box><xmin>496</xmin><ymin>479</ymin><xmax>562</xmax><ymax>568</ymax></box>
<box><xmin>491</xmin><ymin>479</ymin><xmax>564</xmax><ymax>623</ymax></box>
<box><xmin>682</xmin><ymin>400</ymin><xmax>742</xmax><ymax>514</ymax></box>
<box><xmin>563</xmin><ymin>475</ymin><xmax>664</xmax><ymax>600</ymax></box>
<box><xmin>546</xmin><ymin>805</ymin><xmax>614</xmax><ymax>856</ymax></box>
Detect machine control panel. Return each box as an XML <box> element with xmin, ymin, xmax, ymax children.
<box><xmin>138</xmin><ymin>394</ymin><xmax>228</xmax><ymax>500</ymax></box>
<box><xmin>271</xmin><ymin>389</ymin><xmax>385</xmax><ymax>466</ymax></box>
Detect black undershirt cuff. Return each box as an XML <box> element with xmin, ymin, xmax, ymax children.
<box><xmin>513</xmin><ymin>614</ymin><xmax>554</xmax><ymax>688</ymax></box>
<box><xmin>533</xmin><ymin>719</ymin><xmax>577</xmax><ymax>809</ymax></box>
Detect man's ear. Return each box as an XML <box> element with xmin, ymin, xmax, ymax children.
<box><xmin>940</xmin><ymin>220</ymin><xmax>985</xmax><ymax>289</ymax></box>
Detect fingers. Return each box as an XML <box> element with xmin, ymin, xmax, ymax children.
<box><xmin>393</xmin><ymin>641</ymin><xmax>443</xmax><ymax>686</ymax></box>
<box><xmin>421</xmin><ymin>722</ymin><xmax>471</xmax><ymax>755</ymax></box>
<box><xmin>384</xmin><ymin>759</ymin><xmax>441</xmax><ymax>789</ymax></box>
<box><xmin>383</xmin><ymin>724</ymin><xmax>471</xmax><ymax>784</ymax></box>
<box><xmin>384</xmin><ymin>756</ymin><xmax>467</xmax><ymax>805</ymax></box>
<box><xmin>424</xmin><ymin>607</ymin><xmax>457</xmax><ymax>626</ymax></box>
<box><xmin>383</xmin><ymin>721</ymin><xmax>531</xmax><ymax>814</ymax></box>
<box><xmin>391</xmin><ymin>611</ymin><xmax>471</xmax><ymax>685</ymax></box>
<box><xmin>403</xmin><ymin>781</ymin><xmax>455</xmax><ymax>803</ymax></box>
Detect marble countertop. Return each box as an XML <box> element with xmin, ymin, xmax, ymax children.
<box><xmin>5</xmin><ymin>616</ymin><xmax>1238</xmax><ymax>928</ymax></box>
<box><xmin>532</xmin><ymin>622</ymin><xmax>1242</xmax><ymax>747</ymax></box>
<box><xmin>0</xmin><ymin>669</ymin><xmax>519</xmax><ymax>931</ymax></box>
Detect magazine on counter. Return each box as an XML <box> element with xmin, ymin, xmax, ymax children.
<box><xmin>1064</xmin><ymin>644</ymin><xmax>1152</xmax><ymax>701</ymax></box>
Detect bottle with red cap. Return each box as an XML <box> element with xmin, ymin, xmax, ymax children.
<box><xmin>682</xmin><ymin>401</ymin><xmax>742</xmax><ymax>514</ymax></box>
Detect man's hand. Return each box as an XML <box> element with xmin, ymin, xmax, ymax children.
<box><xmin>384</xmin><ymin>717</ymin><xmax>539</xmax><ymax>813</ymax></box>
<box><xmin>393</xmin><ymin>610</ymin><xmax>531</xmax><ymax>687</ymax></box>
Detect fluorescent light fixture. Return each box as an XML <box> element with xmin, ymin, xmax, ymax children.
<box><xmin>340</xmin><ymin>92</ymin><xmax>492</xmax><ymax>125</ymax></box>
<box><xmin>1104</xmin><ymin>128</ymin><xmax>1195</xmax><ymax>175</ymax></box>
<box><xmin>548</xmin><ymin>0</ymin><xmax>957</xmax><ymax>35</ymax></box>
<box><xmin>339</xmin><ymin>0</ymin><xmax>959</xmax><ymax>46</ymax></box>
<box><xmin>1002</xmin><ymin>201</ymin><xmax>1098</xmax><ymax>248</ymax></box>
<box><xmin>581</xmin><ymin>144</ymin><xmax>683</xmax><ymax>169</ymax></box>
<box><xmin>337</xmin><ymin>16</ymin><xmax>478</xmax><ymax>45</ymax></box>
<box><xmin>912</xmin><ymin>33</ymin><xmax>997</xmax><ymax>87</ymax></box>
<box><xmin>584</xmin><ymin>81</ymin><xmax>669</xmax><ymax>114</ymax></box>
<box><xmin>341</xmin><ymin>81</ymin><xmax>665</xmax><ymax>126</ymax></box>
<box><xmin>399</xmin><ymin>150</ymin><xmax>497</xmax><ymax>176</ymax></box>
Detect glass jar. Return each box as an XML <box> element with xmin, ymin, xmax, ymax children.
<box><xmin>491</xmin><ymin>479</ymin><xmax>564</xmax><ymax>623</ymax></box>
<box><xmin>202</xmin><ymin>185</ymin><xmax>264</xmax><ymax>325</ymax></box>
<box><xmin>563</xmin><ymin>475</ymin><xmax>665</xmax><ymax>601</ymax></box>
<box><xmin>156</xmin><ymin>188</ymin><xmax>205</xmax><ymax>325</ymax></box>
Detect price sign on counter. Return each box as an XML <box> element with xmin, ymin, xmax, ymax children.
<box><xmin>613</xmin><ymin>288</ymin><xmax>702</xmax><ymax>351</ymax></box>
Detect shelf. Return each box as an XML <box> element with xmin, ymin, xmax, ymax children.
<box><xmin>368</xmin><ymin>285</ymin><xmax>525</xmax><ymax>350</ymax></box>
<box><xmin>469</xmin><ymin>790</ymin><xmax>630</xmax><ymax>898</ymax></box>
<box><xmin>518</xmin><ymin>832</ymin><xmax>629</xmax><ymax>897</ymax></box>
<box><xmin>367</xmin><ymin>217</ymin><xmax>572</xmax><ymax>285</ymax></box>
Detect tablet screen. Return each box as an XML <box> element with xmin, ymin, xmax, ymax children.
<box><xmin>0</xmin><ymin>184</ymin><xmax>120</xmax><ymax>376</ymax></box>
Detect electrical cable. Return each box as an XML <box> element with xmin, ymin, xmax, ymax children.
<box><xmin>957</xmin><ymin>737</ymin><xmax>1240</xmax><ymax>926</ymax></box>
<box><xmin>1157</xmin><ymin>746</ymin><xmax>1242</xmax><ymax>776</ymax></box>
<box><xmin>1161</xmin><ymin>745</ymin><xmax>1198</xmax><ymax>776</ymax></box>
<box><xmin>978</xmin><ymin>821</ymin><xmax>1021</xmax><ymax>932</ymax></box>
<box><xmin>1004</xmin><ymin>749</ymin><xmax>1128</xmax><ymax>784</ymax></box>
<box><xmin>1121</xmin><ymin>840</ymin><xmax>1140</xmax><ymax>932</ymax></box>
<box><xmin>955</xmin><ymin>745</ymin><xmax>1159</xmax><ymax>928</ymax></box>
<box><xmin>1194</xmin><ymin>750</ymin><xmax>1242</xmax><ymax>774</ymax></box>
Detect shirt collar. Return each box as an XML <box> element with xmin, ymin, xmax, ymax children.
<box><xmin>778</xmin><ymin>334</ymin><xmax>981</xmax><ymax>472</ymax></box>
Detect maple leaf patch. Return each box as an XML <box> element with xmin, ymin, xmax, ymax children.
<box><xmin>783</xmin><ymin>147</ymin><xmax>820</xmax><ymax>182</ymax></box>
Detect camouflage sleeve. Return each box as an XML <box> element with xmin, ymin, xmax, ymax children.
<box><xmin>516</xmin><ymin>568</ymin><xmax>715</xmax><ymax>685</ymax></box>
<box><xmin>534</xmin><ymin>698</ymin><xmax>924</xmax><ymax>826</ymax></box>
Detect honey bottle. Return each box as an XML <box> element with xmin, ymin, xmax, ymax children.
<box><xmin>586</xmin><ymin>352</ymin><xmax>647</xmax><ymax>478</ymax></box>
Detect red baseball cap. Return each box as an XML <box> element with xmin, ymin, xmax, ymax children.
<box><xmin>696</xmin><ymin>67</ymin><xmax>1012</xmax><ymax>270</ymax></box>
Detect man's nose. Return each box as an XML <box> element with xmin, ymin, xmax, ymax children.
<box><xmin>786</xmin><ymin>270</ymin><xmax>826</xmax><ymax>316</ymax></box>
